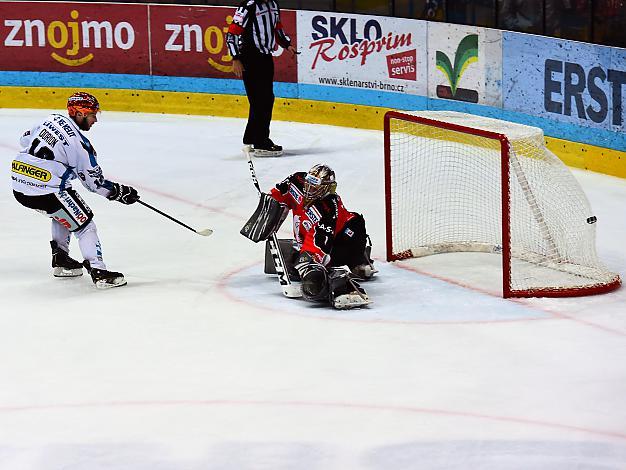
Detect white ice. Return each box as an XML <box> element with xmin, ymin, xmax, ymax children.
<box><xmin>1</xmin><ymin>109</ymin><xmax>626</xmax><ymax>469</ymax></box>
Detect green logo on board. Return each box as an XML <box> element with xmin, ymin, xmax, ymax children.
<box><xmin>436</xmin><ymin>34</ymin><xmax>479</xmax><ymax>103</ymax></box>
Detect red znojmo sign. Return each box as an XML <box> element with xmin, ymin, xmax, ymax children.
<box><xmin>0</xmin><ymin>2</ymin><xmax>298</xmax><ymax>82</ymax></box>
<box><xmin>150</xmin><ymin>5</ymin><xmax>297</xmax><ymax>82</ymax></box>
<box><xmin>0</xmin><ymin>2</ymin><xmax>150</xmax><ymax>74</ymax></box>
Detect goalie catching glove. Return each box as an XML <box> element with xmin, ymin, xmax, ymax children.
<box><xmin>241</xmin><ymin>192</ymin><xmax>289</xmax><ymax>242</ymax></box>
<box><xmin>107</xmin><ymin>182</ymin><xmax>139</xmax><ymax>205</ymax></box>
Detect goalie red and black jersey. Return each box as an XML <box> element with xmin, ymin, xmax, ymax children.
<box><xmin>270</xmin><ymin>172</ymin><xmax>356</xmax><ymax>264</ymax></box>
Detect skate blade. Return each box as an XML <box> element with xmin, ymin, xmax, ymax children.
<box><xmin>94</xmin><ymin>277</ymin><xmax>127</xmax><ymax>289</ymax></box>
<box><xmin>252</xmin><ymin>149</ymin><xmax>283</xmax><ymax>157</ymax></box>
<box><xmin>53</xmin><ymin>267</ymin><xmax>83</xmax><ymax>278</ymax></box>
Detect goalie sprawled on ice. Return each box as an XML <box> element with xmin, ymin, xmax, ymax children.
<box><xmin>241</xmin><ymin>164</ymin><xmax>376</xmax><ymax>309</ymax></box>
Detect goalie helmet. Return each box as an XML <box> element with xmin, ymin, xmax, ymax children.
<box><xmin>67</xmin><ymin>92</ymin><xmax>100</xmax><ymax>117</ymax></box>
<box><xmin>304</xmin><ymin>164</ymin><xmax>337</xmax><ymax>201</ymax></box>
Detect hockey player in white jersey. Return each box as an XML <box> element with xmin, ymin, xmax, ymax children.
<box><xmin>11</xmin><ymin>92</ymin><xmax>139</xmax><ymax>289</ymax></box>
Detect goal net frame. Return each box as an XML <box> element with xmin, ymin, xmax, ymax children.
<box><xmin>384</xmin><ymin>110</ymin><xmax>621</xmax><ymax>298</ymax></box>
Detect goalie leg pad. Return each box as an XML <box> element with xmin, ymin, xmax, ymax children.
<box><xmin>240</xmin><ymin>192</ymin><xmax>289</xmax><ymax>243</ymax></box>
<box><xmin>264</xmin><ymin>238</ymin><xmax>300</xmax><ymax>280</ymax></box>
<box><xmin>328</xmin><ymin>267</ymin><xmax>371</xmax><ymax>310</ymax></box>
<box><xmin>299</xmin><ymin>262</ymin><xmax>329</xmax><ymax>301</ymax></box>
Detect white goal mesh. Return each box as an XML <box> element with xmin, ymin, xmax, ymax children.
<box><xmin>385</xmin><ymin>110</ymin><xmax>620</xmax><ymax>297</ymax></box>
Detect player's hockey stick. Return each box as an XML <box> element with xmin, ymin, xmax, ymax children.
<box><xmin>243</xmin><ymin>145</ymin><xmax>301</xmax><ymax>298</ymax></box>
<box><xmin>137</xmin><ymin>200</ymin><xmax>213</xmax><ymax>237</ymax></box>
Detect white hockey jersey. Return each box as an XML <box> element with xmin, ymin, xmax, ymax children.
<box><xmin>11</xmin><ymin>113</ymin><xmax>112</xmax><ymax>197</ymax></box>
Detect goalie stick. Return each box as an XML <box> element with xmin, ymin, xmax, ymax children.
<box><xmin>137</xmin><ymin>200</ymin><xmax>213</xmax><ymax>237</ymax></box>
<box><xmin>243</xmin><ymin>145</ymin><xmax>301</xmax><ymax>298</ymax></box>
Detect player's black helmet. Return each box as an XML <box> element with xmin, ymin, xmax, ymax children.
<box><xmin>67</xmin><ymin>92</ymin><xmax>100</xmax><ymax>117</ymax></box>
<box><xmin>304</xmin><ymin>164</ymin><xmax>337</xmax><ymax>201</ymax></box>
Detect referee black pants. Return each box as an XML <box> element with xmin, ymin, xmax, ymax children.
<box><xmin>241</xmin><ymin>51</ymin><xmax>275</xmax><ymax>146</ymax></box>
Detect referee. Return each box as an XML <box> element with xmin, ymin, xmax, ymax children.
<box><xmin>226</xmin><ymin>0</ymin><xmax>297</xmax><ymax>157</ymax></box>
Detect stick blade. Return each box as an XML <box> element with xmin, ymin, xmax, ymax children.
<box><xmin>196</xmin><ymin>228</ymin><xmax>213</xmax><ymax>237</ymax></box>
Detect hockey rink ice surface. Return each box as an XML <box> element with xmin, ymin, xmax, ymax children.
<box><xmin>1</xmin><ymin>108</ymin><xmax>626</xmax><ymax>469</ymax></box>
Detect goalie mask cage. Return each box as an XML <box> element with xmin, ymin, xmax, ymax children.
<box><xmin>384</xmin><ymin>110</ymin><xmax>621</xmax><ymax>298</ymax></box>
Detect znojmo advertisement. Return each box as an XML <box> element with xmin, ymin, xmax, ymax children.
<box><xmin>0</xmin><ymin>2</ymin><xmax>297</xmax><ymax>81</ymax></box>
<box><xmin>297</xmin><ymin>11</ymin><xmax>427</xmax><ymax>96</ymax></box>
<box><xmin>0</xmin><ymin>1</ymin><xmax>150</xmax><ymax>74</ymax></box>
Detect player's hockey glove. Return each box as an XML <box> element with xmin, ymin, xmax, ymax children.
<box><xmin>107</xmin><ymin>182</ymin><xmax>139</xmax><ymax>205</ymax></box>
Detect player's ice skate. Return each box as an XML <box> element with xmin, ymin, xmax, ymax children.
<box><xmin>51</xmin><ymin>241</ymin><xmax>83</xmax><ymax>278</ymax></box>
<box><xmin>83</xmin><ymin>260</ymin><xmax>127</xmax><ymax>289</ymax></box>
<box><xmin>244</xmin><ymin>140</ymin><xmax>283</xmax><ymax>158</ymax></box>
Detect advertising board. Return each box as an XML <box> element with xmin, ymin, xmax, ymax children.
<box><xmin>297</xmin><ymin>11</ymin><xmax>427</xmax><ymax>97</ymax></box>
<box><xmin>427</xmin><ymin>23</ymin><xmax>502</xmax><ymax>107</ymax></box>
<box><xmin>503</xmin><ymin>33</ymin><xmax>625</xmax><ymax>132</ymax></box>
<box><xmin>150</xmin><ymin>5</ymin><xmax>297</xmax><ymax>82</ymax></box>
<box><xmin>0</xmin><ymin>1</ymin><xmax>149</xmax><ymax>74</ymax></box>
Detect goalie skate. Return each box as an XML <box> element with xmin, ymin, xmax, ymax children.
<box><xmin>83</xmin><ymin>261</ymin><xmax>127</xmax><ymax>289</ymax></box>
<box><xmin>350</xmin><ymin>263</ymin><xmax>378</xmax><ymax>280</ymax></box>
<box><xmin>333</xmin><ymin>290</ymin><xmax>371</xmax><ymax>309</ymax></box>
<box><xmin>329</xmin><ymin>267</ymin><xmax>371</xmax><ymax>310</ymax></box>
<box><xmin>350</xmin><ymin>237</ymin><xmax>377</xmax><ymax>280</ymax></box>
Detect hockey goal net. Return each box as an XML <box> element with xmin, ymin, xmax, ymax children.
<box><xmin>384</xmin><ymin>110</ymin><xmax>621</xmax><ymax>298</ymax></box>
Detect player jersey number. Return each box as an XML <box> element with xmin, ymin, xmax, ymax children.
<box><xmin>28</xmin><ymin>138</ymin><xmax>54</xmax><ymax>160</ymax></box>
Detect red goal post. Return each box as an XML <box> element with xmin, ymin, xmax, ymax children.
<box><xmin>384</xmin><ymin>110</ymin><xmax>621</xmax><ymax>298</ymax></box>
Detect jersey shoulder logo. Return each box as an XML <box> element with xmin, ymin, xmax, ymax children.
<box><xmin>305</xmin><ymin>205</ymin><xmax>322</xmax><ymax>224</ymax></box>
<box><xmin>288</xmin><ymin>183</ymin><xmax>303</xmax><ymax>204</ymax></box>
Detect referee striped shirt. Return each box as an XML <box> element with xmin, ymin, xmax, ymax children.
<box><xmin>226</xmin><ymin>0</ymin><xmax>291</xmax><ymax>58</ymax></box>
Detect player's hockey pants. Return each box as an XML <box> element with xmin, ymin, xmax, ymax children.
<box><xmin>14</xmin><ymin>189</ymin><xmax>107</xmax><ymax>269</ymax></box>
